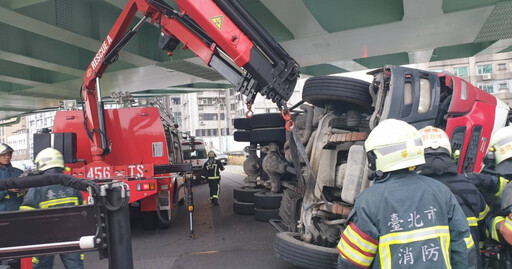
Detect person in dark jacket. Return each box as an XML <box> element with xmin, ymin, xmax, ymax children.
<box><xmin>0</xmin><ymin>143</ymin><xmax>23</xmax><ymax>212</ymax></box>
<box><xmin>472</xmin><ymin>126</ymin><xmax>512</xmax><ymax>246</ymax></box>
<box><xmin>337</xmin><ymin>119</ymin><xmax>474</xmax><ymax>269</ymax></box>
<box><xmin>202</xmin><ymin>150</ymin><xmax>224</xmax><ymax>206</ymax></box>
<box><xmin>416</xmin><ymin>126</ymin><xmax>487</xmax><ymax>267</ymax></box>
<box><xmin>20</xmin><ymin>148</ymin><xmax>84</xmax><ymax>269</ymax></box>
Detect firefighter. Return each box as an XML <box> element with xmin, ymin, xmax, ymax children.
<box><xmin>416</xmin><ymin>126</ymin><xmax>488</xmax><ymax>267</ymax></box>
<box><xmin>202</xmin><ymin>150</ymin><xmax>224</xmax><ymax>206</ymax></box>
<box><xmin>20</xmin><ymin>148</ymin><xmax>84</xmax><ymax>269</ymax></box>
<box><xmin>337</xmin><ymin>119</ymin><xmax>474</xmax><ymax>269</ymax></box>
<box><xmin>474</xmin><ymin>126</ymin><xmax>512</xmax><ymax>246</ymax></box>
<box><xmin>0</xmin><ymin>143</ymin><xmax>24</xmax><ymax>212</ymax></box>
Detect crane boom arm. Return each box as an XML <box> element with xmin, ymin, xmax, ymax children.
<box><xmin>81</xmin><ymin>0</ymin><xmax>299</xmax><ymax>160</ymax></box>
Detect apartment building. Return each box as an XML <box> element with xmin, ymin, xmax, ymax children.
<box><xmin>424</xmin><ymin>51</ymin><xmax>512</xmax><ymax>106</ymax></box>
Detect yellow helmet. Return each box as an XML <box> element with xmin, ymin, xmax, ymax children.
<box><xmin>365</xmin><ymin>119</ymin><xmax>425</xmax><ymax>172</ymax></box>
<box><xmin>418</xmin><ymin>126</ymin><xmax>452</xmax><ymax>155</ymax></box>
<box><xmin>35</xmin><ymin>148</ymin><xmax>64</xmax><ymax>171</ymax></box>
<box><xmin>208</xmin><ymin>150</ymin><xmax>216</xmax><ymax>158</ymax></box>
<box><xmin>489</xmin><ymin>126</ymin><xmax>512</xmax><ymax>165</ymax></box>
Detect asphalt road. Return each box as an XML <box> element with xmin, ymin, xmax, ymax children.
<box><xmin>52</xmin><ymin>166</ymin><xmax>299</xmax><ymax>269</ymax></box>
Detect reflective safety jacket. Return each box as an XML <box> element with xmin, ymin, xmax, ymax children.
<box><xmin>20</xmin><ymin>184</ymin><xmax>83</xmax><ymax>210</ymax></box>
<box><xmin>337</xmin><ymin>172</ymin><xmax>475</xmax><ymax>269</ymax></box>
<box><xmin>487</xmin><ymin>180</ymin><xmax>512</xmax><ymax>244</ymax></box>
<box><xmin>202</xmin><ymin>159</ymin><xmax>224</xmax><ymax>180</ymax></box>
<box><xmin>0</xmin><ymin>164</ymin><xmax>23</xmax><ymax>212</ymax></box>
<box><xmin>429</xmin><ymin>172</ymin><xmax>489</xmax><ymax>249</ymax></box>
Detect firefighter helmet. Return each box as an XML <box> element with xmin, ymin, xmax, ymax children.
<box><xmin>365</xmin><ymin>119</ymin><xmax>425</xmax><ymax>172</ymax></box>
<box><xmin>0</xmin><ymin>143</ymin><xmax>14</xmax><ymax>155</ymax></box>
<box><xmin>208</xmin><ymin>150</ymin><xmax>216</xmax><ymax>158</ymax></box>
<box><xmin>490</xmin><ymin>126</ymin><xmax>512</xmax><ymax>165</ymax></box>
<box><xmin>418</xmin><ymin>126</ymin><xmax>452</xmax><ymax>155</ymax></box>
<box><xmin>34</xmin><ymin>148</ymin><xmax>64</xmax><ymax>171</ymax></box>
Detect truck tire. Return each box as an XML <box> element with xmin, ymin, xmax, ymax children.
<box><xmin>249</xmin><ymin>113</ymin><xmax>285</xmax><ymax>129</ymax></box>
<box><xmin>233</xmin><ymin>199</ymin><xmax>254</xmax><ymax>215</ymax></box>
<box><xmin>274</xmin><ymin>232</ymin><xmax>338</xmax><ymax>269</ymax></box>
<box><xmin>234</xmin><ymin>114</ymin><xmax>285</xmax><ymax>130</ymax></box>
<box><xmin>157</xmin><ymin>210</ymin><xmax>171</xmax><ymax>229</ymax></box>
<box><xmin>142</xmin><ymin>211</ymin><xmax>157</xmax><ymax>230</ymax></box>
<box><xmin>250</xmin><ymin>128</ymin><xmax>286</xmax><ymax>143</ymax></box>
<box><xmin>279</xmin><ymin>189</ymin><xmax>302</xmax><ymax>232</ymax></box>
<box><xmin>233</xmin><ymin>186</ymin><xmax>260</xmax><ymax>203</ymax></box>
<box><xmin>254</xmin><ymin>207</ymin><xmax>280</xmax><ymax>222</ymax></box>
<box><xmin>234</xmin><ymin>131</ymin><xmax>250</xmax><ymax>142</ymax></box>
<box><xmin>253</xmin><ymin>191</ymin><xmax>283</xmax><ymax>209</ymax></box>
<box><xmin>234</xmin><ymin>118</ymin><xmax>251</xmax><ymax>130</ymax></box>
<box><xmin>302</xmin><ymin>76</ymin><xmax>372</xmax><ymax>112</ymax></box>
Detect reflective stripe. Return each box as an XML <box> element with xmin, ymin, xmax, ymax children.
<box><xmin>467</xmin><ymin>217</ymin><xmax>478</xmax><ymax>227</ymax></box>
<box><xmin>345</xmin><ymin>224</ymin><xmax>378</xmax><ymax>254</ymax></box>
<box><xmin>479</xmin><ymin>241</ymin><xmax>484</xmax><ymax>249</ymax></box>
<box><xmin>17</xmin><ymin>192</ymin><xmax>23</xmax><ymax>197</ymax></box>
<box><xmin>496</xmin><ymin>177</ymin><xmax>508</xmax><ymax>197</ymax></box>
<box><xmin>4</xmin><ymin>194</ymin><xmax>9</xmax><ymax>199</ymax></box>
<box><xmin>380</xmin><ymin>226</ymin><xmax>450</xmax><ymax>244</ymax></box>
<box><xmin>80</xmin><ymin>253</ymin><xmax>84</xmax><ymax>260</ymax></box>
<box><xmin>19</xmin><ymin>205</ymin><xmax>35</xmax><ymax>210</ymax></box>
<box><xmin>491</xmin><ymin>216</ymin><xmax>505</xmax><ymax>242</ymax></box>
<box><xmin>338</xmin><ymin>223</ymin><xmax>377</xmax><ymax>268</ymax></box>
<box><xmin>338</xmin><ymin>239</ymin><xmax>373</xmax><ymax>267</ymax></box>
<box><xmin>208</xmin><ymin>176</ymin><xmax>220</xmax><ymax>179</ymax></box>
<box><xmin>379</xmin><ymin>226</ymin><xmax>451</xmax><ymax>269</ymax></box>
<box><xmin>32</xmin><ymin>257</ymin><xmax>39</xmax><ymax>264</ymax></box>
<box><xmin>477</xmin><ymin>205</ymin><xmax>490</xmax><ymax>221</ymax></box>
<box><xmin>39</xmin><ymin>197</ymin><xmax>79</xmax><ymax>208</ymax></box>
<box><xmin>464</xmin><ymin>235</ymin><xmax>475</xmax><ymax>249</ymax></box>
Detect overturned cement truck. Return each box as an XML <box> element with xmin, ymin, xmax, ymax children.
<box><xmin>233</xmin><ymin>65</ymin><xmax>510</xmax><ymax>268</ymax></box>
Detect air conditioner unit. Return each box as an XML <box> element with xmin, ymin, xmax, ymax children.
<box><xmin>482</xmin><ymin>74</ymin><xmax>492</xmax><ymax>80</ymax></box>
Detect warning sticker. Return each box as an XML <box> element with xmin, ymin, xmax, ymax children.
<box><xmin>210</xmin><ymin>15</ymin><xmax>223</xmax><ymax>31</ymax></box>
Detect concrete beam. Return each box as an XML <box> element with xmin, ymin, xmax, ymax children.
<box><xmin>280</xmin><ymin>6</ymin><xmax>494</xmax><ymax>67</ymax></box>
<box><xmin>408</xmin><ymin>49</ymin><xmax>435</xmax><ymax>64</ymax></box>
<box><xmin>0</xmin><ymin>6</ymin><xmax>155</xmax><ymax>67</ymax></box>
<box><xmin>0</xmin><ymin>50</ymin><xmax>83</xmax><ymax>77</ymax></box>
<box><xmin>474</xmin><ymin>39</ymin><xmax>512</xmax><ymax>56</ymax></box>
<box><xmin>329</xmin><ymin>60</ymin><xmax>368</xmax><ymax>72</ymax></box>
<box><xmin>261</xmin><ymin>0</ymin><xmax>327</xmax><ymax>38</ymax></box>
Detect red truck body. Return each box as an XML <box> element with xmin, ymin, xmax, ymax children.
<box><xmin>52</xmin><ymin>107</ymin><xmax>180</xmax><ymax>212</ymax></box>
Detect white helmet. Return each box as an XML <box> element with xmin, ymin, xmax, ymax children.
<box><xmin>34</xmin><ymin>148</ymin><xmax>64</xmax><ymax>172</ymax></box>
<box><xmin>365</xmin><ymin>119</ymin><xmax>425</xmax><ymax>172</ymax></box>
<box><xmin>0</xmin><ymin>143</ymin><xmax>14</xmax><ymax>155</ymax></box>
<box><xmin>418</xmin><ymin>126</ymin><xmax>452</xmax><ymax>155</ymax></box>
<box><xmin>489</xmin><ymin>126</ymin><xmax>512</xmax><ymax>165</ymax></box>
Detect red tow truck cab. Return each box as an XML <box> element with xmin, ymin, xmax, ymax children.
<box><xmin>50</xmin><ymin>106</ymin><xmax>186</xmax><ymax>219</ymax></box>
<box><xmin>370</xmin><ymin>65</ymin><xmax>510</xmax><ymax>173</ymax></box>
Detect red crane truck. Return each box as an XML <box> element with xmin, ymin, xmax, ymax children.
<box><xmin>34</xmin><ymin>0</ymin><xmax>299</xmax><ymax>231</ymax></box>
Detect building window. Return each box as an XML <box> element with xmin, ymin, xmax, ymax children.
<box><xmin>498</xmin><ymin>63</ymin><xmax>507</xmax><ymax>71</ymax></box>
<box><xmin>479</xmin><ymin>84</ymin><xmax>494</xmax><ymax>93</ymax></box>
<box><xmin>207</xmin><ymin>129</ymin><xmax>212</xmax><ymax>136</ymax></box>
<box><xmin>213</xmin><ymin>129</ymin><xmax>218</xmax><ymax>136</ymax></box>
<box><xmin>499</xmin><ymin>82</ymin><xmax>509</xmax><ymax>90</ymax></box>
<box><xmin>477</xmin><ymin>64</ymin><xmax>492</xmax><ymax>75</ymax></box>
<box><xmin>171</xmin><ymin>97</ymin><xmax>181</xmax><ymax>105</ymax></box>
<box><xmin>452</xmin><ymin>66</ymin><xmax>468</xmax><ymax>77</ymax></box>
